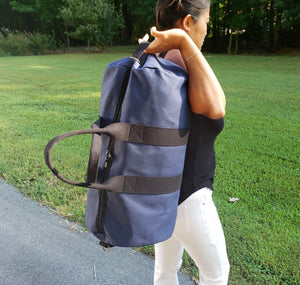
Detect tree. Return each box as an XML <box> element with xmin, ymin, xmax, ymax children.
<box><xmin>0</xmin><ymin>0</ymin><xmax>32</xmax><ymax>31</ymax></box>
<box><xmin>111</xmin><ymin>0</ymin><xmax>156</xmax><ymax>44</ymax></box>
<box><xmin>224</xmin><ymin>1</ymin><xmax>248</xmax><ymax>54</ymax></box>
<box><xmin>60</xmin><ymin>0</ymin><xmax>123</xmax><ymax>48</ymax></box>
<box><xmin>3</xmin><ymin>0</ymin><xmax>299</xmax><ymax>52</ymax></box>
<box><xmin>209</xmin><ymin>0</ymin><xmax>299</xmax><ymax>53</ymax></box>
<box><xmin>270</xmin><ymin>0</ymin><xmax>300</xmax><ymax>50</ymax></box>
<box><xmin>9</xmin><ymin>0</ymin><xmax>66</xmax><ymax>44</ymax></box>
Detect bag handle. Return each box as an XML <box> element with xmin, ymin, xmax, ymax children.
<box><xmin>44</xmin><ymin>122</ymin><xmax>188</xmax><ymax>193</ymax></box>
<box><xmin>130</xmin><ymin>41</ymin><xmax>150</xmax><ymax>66</ymax></box>
<box><xmin>44</xmin><ymin>123</ymin><xmax>105</xmax><ymax>188</ymax></box>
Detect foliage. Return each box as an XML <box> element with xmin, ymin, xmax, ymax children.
<box><xmin>111</xmin><ymin>0</ymin><xmax>157</xmax><ymax>43</ymax></box>
<box><xmin>60</xmin><ymin>0</ymin><xmax>123</xmax><ymax>48</ymax></box>
<box><xmin>9</xmin><ymin>0</ymin><xmax>36</xmax><ymax>13</ymax></box>
<box><xmin>28</xmin><ymin>32</ymin><xmax>57</xmax><ymax>54</ymax></box>
<box><xmin>2</xmin><ymin>0</ymin><xmax>299</xmax><ymax>52</ymax></box>
<box><xmin>0</xmin><ymin>27</ymin><xmax>56</xmax><ymax>55</ymax></box>
<box><xmin>9</xmin><ymin>0</ymin><xmax>66</xmax><ymax>43</ymax></box>
<box><xmin>0</xmin><ymin>51</ymin><xmax>299</xmax><ymax>283</ymax></box>
<box><xmin>208</xmin><ymin>0</ymin><xmax>300</xmax><ymax>53</ymax></box>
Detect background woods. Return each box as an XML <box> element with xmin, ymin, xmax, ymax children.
<box><xmin>0</xmin><ymin>0</ymin><xmax>299</xmax><ymax>53</ymax></box>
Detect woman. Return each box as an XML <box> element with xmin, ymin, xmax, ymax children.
<box><xmin>144</xmin><ymin>1</ymin><xmax>230</xmax><ymax>284</ymax></box>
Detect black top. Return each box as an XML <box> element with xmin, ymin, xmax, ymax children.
<box><xmin>179</xmin><ymin>113</ymin><xmax>224</xmax><ymax>204</ymax></box>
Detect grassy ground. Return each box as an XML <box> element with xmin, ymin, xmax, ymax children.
<box><xmin>0</xmin><ymin>50</ymin><xmax>299</xmax><ymax>284</ymax></box>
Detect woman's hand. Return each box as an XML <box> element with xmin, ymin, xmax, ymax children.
<box><xmin>138</xmin><ymin>33</ymin><xmax>149</xmax><ymax>44</ymax></box>
<box><xmin>145</xmin><ymin>27</ymin><xmax>188</xmax><ymax>54</ymax></box>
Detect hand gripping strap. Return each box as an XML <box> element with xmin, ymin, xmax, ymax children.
<box><xmin>44</xmin><ymin>122</ymin><xmax>189</xmax><ymax>194</ymax></box>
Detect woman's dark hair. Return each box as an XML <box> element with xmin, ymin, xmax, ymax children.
<box><xmin>156</xmin><ymin>0</ymin><xmax>211</xmax><ymax>30</ymax></box>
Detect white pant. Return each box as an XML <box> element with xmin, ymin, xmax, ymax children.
<box><xmin>154</xmin><ymin>188</ymin><xmax>230</xmax><ymax>285</ymax></box>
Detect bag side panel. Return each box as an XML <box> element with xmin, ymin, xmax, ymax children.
<box><xmin>110</xmin><ymin>142</ymin><xmax>186</xmax><ymax>177</ymax></box>
<box><xmin>121</xmin><ymin>58</ymin><xmax>189</xmax><ymax>129</ymax></box>
<box><xmin>99</xmin><ymin>58</ymin><xmax>133</xmax><ymax>126</ymax></box>
<box><xmin>98</xmin><ymin>190</ymin><xmax>180</xmax><ymax>247</ymax></box>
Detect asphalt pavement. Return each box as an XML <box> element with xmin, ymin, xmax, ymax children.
<box><xmin>0</xmin><ymin>178</ymin><xmax>195</xmax><ymax>285</ymax></box>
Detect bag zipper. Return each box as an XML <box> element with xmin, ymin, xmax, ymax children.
<box><xmin>96</xmin><ymin>64</ymin><xmax>133</xmax><ymax>234</ymax></box>
<box><xmin>96</xmin><ymin>142</ymin><xmax>113</xmax><ymax>233</ymax></box>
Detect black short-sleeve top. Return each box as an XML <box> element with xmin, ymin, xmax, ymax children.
<box><xmin>179</xmin><ymin>113</ymin><xmax>224</xmax><ymax>204</ymax></box>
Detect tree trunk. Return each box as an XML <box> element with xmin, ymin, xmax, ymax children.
<box><xmin>122</xmin><ymin>2</ymin><xmax>132</xmax><ymax>44</ymax></box>
<box><xmin>268</xmin><ymin>1</ymin><xmax>275</xmax><ymax>52</ymax></box>
<box><xmin>227</xmin><ymin>30</ymin><xmax>232</xmax><ymax>54</ymax></box>
<box><xmin>63</xmin><ymin>19</ymin><xmax>70</xmax><ymax>47</ymax></box>
<box><xmin>211</xmin><ymin>3</ymin><xmax>219</xmax><ymax>52</ymax></box>
<box><xmin>235</xmin><ymin>34</ymin><xmax>238</xmax><ymax>54</ymax></box>
<box><xmin>273</xmin><ymin>8</ymin><xmax>281</xmax><ymax>51</ymax></box>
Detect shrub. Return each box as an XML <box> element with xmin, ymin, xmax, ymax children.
<box><xmin>28</xmin><ymin>33</ymin><xmax>56</xmax><ymax>55</ymax></box>
<box><xmin>0</xmin><ymin>27</ymin><xmax>56</xmax><ymax>56</ymax></box>
<box><xmin>0</xmin><ymin>29</ymin><xmax>30</xmax><ymax>56</ymax></box>
<box><xmin>0</xmin><ymin>48</ymin><xmax>7</xmax><ymax>57</ymax></box>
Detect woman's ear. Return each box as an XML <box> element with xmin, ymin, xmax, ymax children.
<box><xmin>181</xmin><ymin>14</ymin><xmax>194</xmax><ymax>33</ymax></box>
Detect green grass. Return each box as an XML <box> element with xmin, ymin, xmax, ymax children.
<box><xmin>0</xmin><ymin>50</ymin><xmax>299</xmax><ymax>284</ymax></box>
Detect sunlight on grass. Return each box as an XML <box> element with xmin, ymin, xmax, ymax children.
<box><xmin>27</xmin><ymin>65</ymin><xmax>53</xmax><ymax>69</ymax></box>
<box><xmin>0</xmin><ymin>122</ymin><xmax>6</xmax><ymax>130</ymax></box>
<box><xmin>0</xmin><ymin>84</ymin><xmax>25</xmax><ymax>90</ymax></box>
<box><xmin>54</xmin><ymin>92</ymin><xmax>101</xmax><ymax>99</ymax></box>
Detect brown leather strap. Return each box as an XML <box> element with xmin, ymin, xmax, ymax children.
<box><xmin>44</xmin><ymin>172</ymin><xmax>182</xmax><ymax>194</ymax></box>
<box><xmin>100</xmin><ymin>123</ymin><xmax>189</xmax><ymax>146</ymax></box>
<box><xmin>44</xmin><ymin>122</ymin><xmax>188</xmax><ymax>193</ymax></box>
<box><xmin>87</xmin><ymin>174</ymin><xmax>182</xmax><ymax>194</ymax></box>
<box><xmin>85</xmin><ymin>123</ymin><xmax>102</xmax><ymax>183</ymax></box>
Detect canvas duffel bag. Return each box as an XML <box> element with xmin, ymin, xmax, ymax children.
<box><xmin>44</xmin><ymin>43</ymin><xmax>190</xmax><ymax>248</ymax></box>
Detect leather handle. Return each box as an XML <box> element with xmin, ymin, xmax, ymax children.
<box><xmin>44</xmin><ymin>121</ymin><xmax>187</xmax><ymax>193</ymax></box>
<box><xmin>44</xmin><ymin>124</ymin><xmax>107</xmax><ymax>188</ymax></box>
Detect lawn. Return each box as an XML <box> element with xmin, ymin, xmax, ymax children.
<box><xmin>0</xmin><ymin>49</ymin><xmax>299</xmax><ymax>284</ymax></box>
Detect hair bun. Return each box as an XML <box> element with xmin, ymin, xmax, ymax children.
<box><xmin>170</xmin><ymin>0</ymin><xmax>184</xmax><ymax>12</ymax></box>
<box><xmin>176</xmin><ymin>0</ymin><xmax>183</xmax><ymax>11</ymax></box>
<box><xmin>156</xmin><ymin>0</ymin><xmax>210</xmax><ymax>30</ymax></box>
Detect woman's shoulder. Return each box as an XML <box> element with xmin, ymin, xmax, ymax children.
<box><xmin>163</xmin><ymin>49</ymin><xmax>187</xmax><ymax>71</ymax></box>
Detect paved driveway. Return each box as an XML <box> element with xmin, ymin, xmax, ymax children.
<box><xmin>0</xmin><ymin>179</ymin><xmax>194</xmax><ymax>285</ymax></box>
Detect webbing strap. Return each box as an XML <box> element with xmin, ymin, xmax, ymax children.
<box><xmin>98</xmin><ymin>123</ymin><xmax>189</xmax><ymax>146</ymax></box>
<box><xmin>130</xmin><ymin>42</ymin><xmax>150</xmax><ymax>66</ymax></box>
<box><xmin>87</xmin><ymin>174</ymin><xmax>182</xmax><ymax>194</ymax></box>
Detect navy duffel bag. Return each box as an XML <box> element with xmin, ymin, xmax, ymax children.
<box><xmin>44</xmin><ymin>43</ymin><xmax>190</xmax><ymax>247</ymax></box>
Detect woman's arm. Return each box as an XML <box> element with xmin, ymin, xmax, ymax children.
<box><xmin>145</xmin><ymin>27</ymin><xmax>226</xmax><ymax>119</ymax></box>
